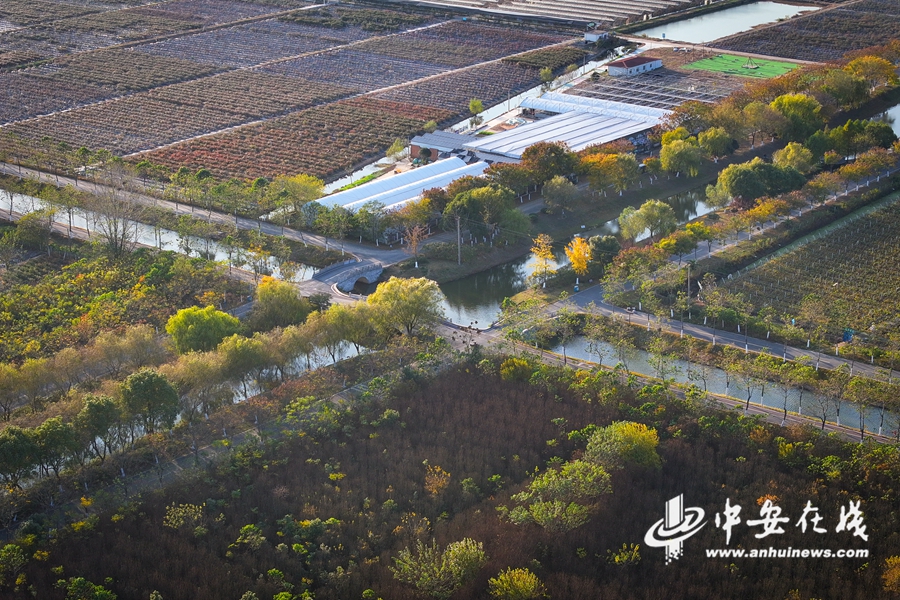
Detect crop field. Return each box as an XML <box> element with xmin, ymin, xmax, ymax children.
<box><xmin>0</xmin><ymin>73</ymin><xmax>115</xmax><ymax>125</ymax></box>
<box><xmin>682</xmin><ymin>54</ymin><xmax>798</xmax><ymax>79</ymax></box>
<box><xmin>504</xmin><ymin>45</ymin><xmax>589</xmax><ymax>70</ymax></box>
<box><xmin>726</xmin><ymin>197</ymin><xmax>900</xmax><ymax>343</ymax></box>
<box><xmin>258</xmin><ymin>48</ymin><xmax>450</xmax><ymax>91</ymax></box>
<box><xmin>374</xmin><ymin>62</ymin><xmax>544</xmax><ymax>117</ymax></box>
<box><xmin>354</xmin><ymin>21</ymin><xmax>569</xmax><ymax>68</ymax></box>
<box><xmin>7</xmin><ymin>96</ymin><xmax>255</xmax><ymax>155</ymax></box>
<box><xmin>1</xmin><ymin>5</ymin><xmax>575</xmax><ymax>183</ymax></box>
<box><xmin>715</xmin><ymin>0</ymin><xmax>900</xmax><ymax>62</ymax></box>
<box><xmin>41</xmin><ymin>49</ymin><xmax>223</xmax><ymax>91</ymax></box>
<box><xmin>148</xmin><ymin>71</ymin><xmax>355</xmax><ymax>119</ymax></box>
<box><xmin>0</xmin><ymin>0</ymin><xmax>98</xmax><ymax>27</ymax></box>
<box><xmin>135</xmin><ymin>22</ymin><xmax>344</xmax><ymax>67</ymax></box>
<box><xmin>0</xmin><ymin>0</ymin><xmax>307</xmax><ymax>65</ymax></box>
<box><xmin>142</xmin><ymin>97</ymin><xmax>454</xmax><ymax>180</ymax></box>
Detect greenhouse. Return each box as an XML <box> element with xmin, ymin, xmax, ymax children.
<box><xmin>319</xmin><ymin>157</ymin><xmax>489</xmax><ymax>212</ymax></box>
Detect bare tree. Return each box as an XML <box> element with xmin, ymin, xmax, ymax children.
<box><xmin>90</xmin><ymin>162</ymin><xmax>144</xmax><ymax>257</ymax></box>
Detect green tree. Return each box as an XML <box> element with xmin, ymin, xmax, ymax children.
<box><xmin>56</xmin><ymin>576</ymin><xmax>117</xmax><ymax>600</ymax></box>
<box><xmin>0</xmin><ymin>426</ymin><xmax>37</xmax><ymax>488</ymax></box>
<box><xmin>844</xmin><ymin>56</ymin><xmax>898</xmax><ymax>92</ymax></box>
<box><xmin>0</xmin><ymin>544</ymin><xmax>26</xmax><ymax>588</ymax></box>
<box><xmin>488</xmin><ymin>568</ymin><xmax>547</xmax><ymax>600</ymax></box>
<box><xmin>166</xmin><ymin>306</ymin><xmax>242</xmax><ymax>354</ymax></box>
<box><xmin>217</xmin><ymin>334</ymin><xmax>270</xmax><ymax>396</ymax></box>
<box><xmin>120</xmin><ymin>369</ymin><xmax>179</xmax><ymax>434</ymax></box>
<box><xmin>773</xmin><ymin>141</ymin><xmax>814</xmax><ymax>174</ymax></box>
<box><xmin>637</xmin><ymin>199</ymin><xmax>677</xmax><ymax>242</ymax></box>
<box><xmin>469</xmin><ymin>98</ymin><xmax>484</xmax><ymax>128</ymax></box>
<box><xmin>520</xmin><ymin>142</ymin><xmax>578</xmax><ymax>184</ymax></box>
<box><xmin>697</xmin><ymin>126</ymin><xmax>734</xmax><ymax>160</ymax></box>
<box><xmin>585</xmin><ymin>421</ymin><xmax>661</xmax><ymax>470</ymax></box>
<box><xmin>770</xmin><ymin>93</ymin><xmax>824</xmax><ymax>142</ymax></box>
<box><xmin>541</xmin><ymin>175</ymin><xmax>579</xmax><ymax>215</ymax></box>
<box><xmin>617</xmin><ymin>206</ymin><xmax>645</xmax><ymax>245</ymax></box>
<box><xmin>33</xmin><ymin>416</ymin><xmax>78</xmax><ymax>479</ymax></box>
<box><xmin>74</xmin><ymin>395</ymin><xmax>121</xmax><ymax>462</ymax></box>
<box><xmin>247</xmin><ymin>277</ymin><xmax>313</xmax><ymax>333</ymax></box>
<box><xmin>391</xmin><ymin>538</ymin><xmax>487</xmax><ymax>600</ymax></box>
<box><xmin>659</xmin><ymin>139</ymin><xmax>703</xmax><ymax>176</ymax></box>
<box><xmin>367</xmin><ymin>277</ymin><xmax>445</xmax><ymax>336</ymax></box>
<box><xmin>267</xmin><ymin>173</ymin><xmax>325</xmax><ymax>220</ymax></box>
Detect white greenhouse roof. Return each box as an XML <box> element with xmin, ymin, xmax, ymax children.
<box><xmin>319</xmin><ymin>158</ymin><xmax>470</xmax><ymax>209</ymax></box>
<box><xmin>321</xmin><ymin>158</ymin><xmax>489</xmax><ymax>212</ymax></box>
<box><xmin>521</xmin><ymin>92</ymin><xmax>670</xmax><ymax>125</ymax></box>
<box><xmin>463</xmin><ymin>111</ymin><xmax>653</xmax><ymax>159</ymax></box>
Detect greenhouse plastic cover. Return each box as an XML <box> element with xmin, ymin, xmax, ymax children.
<box><xmin>464</xmin><ymin>111</ymin><xmax>654</xmax><ymax>159</ymax></box>
<box><xmin>520</xmin><ymin>92</ymin><xmax>670</xmax><ymax>124</ymax></box>
<box><xmin>319</xmin><ymin>158</ymin><xmax>489</xmax><ymax>212</ymax></box>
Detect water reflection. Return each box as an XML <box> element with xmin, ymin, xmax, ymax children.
<box><xmin>635</xmin><ymin>1</ymin><xmax>819</xmax><ymax>44</ymax></box>
<box><xmin>875</xmin><ymin>103</ymin><xmax>900</xmax><ymax>137</ymax></box>
<box><xmin>555</xmin><ymin>336</ymin><xmax>895</xmax><ymax>436</ymax></box>
<box><xmin>440</xmin><ymin>185</ymin><xmax>714</xmax><ymax>324</ymax></box>
<box><xmin>4</xmin><ymin>192</ymin><xmax>314</xmax><ymax>281</ymax></box>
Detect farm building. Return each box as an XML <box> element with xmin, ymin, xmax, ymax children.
<box><xmin>409</xmin><ymin>131</ymin><xmax>478</xmax><ymax>160</ymax></box>
<box><xmin>463</xmin><ymin>93</ymin><xmax>668</xmax><ymax>159</ymax></box>
<box><xmin>607</xmin><ymin>55</ymin><xmax>662</xmax><ymax>76</ymax></box>
<box><xmin>318</xmin><ymin>157</ymin><xmax>488</xmax><ymax>212</ymax></box>
<box><xmin>463</xmin><ymin>111</ymin><xmax>652</xmax><ymax>159</ymax></box>
<box><xmin>584</xmin><ymin>29</ymin><xmax>609</xmax><ymax>43</ymax></box>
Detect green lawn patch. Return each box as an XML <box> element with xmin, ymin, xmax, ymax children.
<box><xmin>683</xmin><ymin>54</ymin><xmax>798</xmax><ymax>79</ymax></box>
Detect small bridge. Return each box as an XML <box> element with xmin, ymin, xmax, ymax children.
<box><xmin>312</xmin><ymin>258</ymin><xmax>384</xmax><ymax>292</ymax></box>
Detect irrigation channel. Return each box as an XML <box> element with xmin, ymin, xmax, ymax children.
<box><xmin>553</xmin><ymin>336</ymin><xmax>897</xmax><ymax>437</ymax></box>
<box><xmin>1</xmin><ymin>190</ymin><xmax>316</xmax><ymax>281</ymax></box>
<box><xmin>634</xmin><ymin>1</ymin><xmax>819</xmax><ymax>44</ymax></box>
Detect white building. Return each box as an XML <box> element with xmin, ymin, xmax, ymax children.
<box><xmin>607</xmin><ymin>55</ymin><xmax>662</xmax><ymax>77</ymax></box>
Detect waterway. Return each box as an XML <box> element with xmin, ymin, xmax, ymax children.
<box><xmin>635</xmin><ymin>1</ymin><xmax>819</xmax><ymax>44</ymax></box>
<box><xmin>553</xmin><ymin>336</ymin><xmax>894</xmax><ymax>435</ymax></box>
<box><xmin>1</xmin><ymin>191</ymin><xmax>315</xmax><ymax>281</ymax></box>
<box><xmin>439</xmin><ymin>185</ymin><xmax>714</xmax><ymax>325</ymax></box>
<box><xmin>875</xmin><ymin>102</ymin><xmax>900</xmax><ymax>138</ymax></box>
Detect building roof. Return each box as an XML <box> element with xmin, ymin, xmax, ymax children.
<box><xmin>521</xmin><ymin>92</ymin><xmax>669</xmax><ymax>125</ymax></box>
<box><xmin>463</xmin><ymin>111</ymin><xmax>654</xmax><ymax>159</ymax></box>
<box><xmin>410</xmin><ymin>131</ymin><xmax>478</xmax><ymax>152</ymax></box>
<box><xmin>607</xmin><ymin>55</ymin><xmax>661</xmax><ymax>69</ymax></box>
<box><xmin>319</xmin><ymin>157</ymin><xmax>489</xmax><ymax>212</ymax></box>
<box><xmin>319</xmin><ymin>158</ymin><xmax>467</xmax><ymax>208</ymax></box>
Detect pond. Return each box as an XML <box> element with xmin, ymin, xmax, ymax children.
<box><xmin>875</xmin><ymin>102</ymin><xmax>900</xmax><ymax>138</ymax></box>
<box><xmin>2</xmin><ymin>191</ymin><xmax>316</xmax><ymax>281</ymax></box>
<box><xmin>635</xmin><ymin>2</ymin><xmax>819</xmax><ymax>44</ymax></box>
<box><xmin>553</xmin><ymin>336</ymin><xmax>896</xmax><ymax>436</ymax></box>
<box><xmin>439</xmin><ymin>185</ymin><xmax>715</xmax><ymax>325</ymax></box>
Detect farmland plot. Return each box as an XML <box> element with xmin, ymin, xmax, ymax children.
<box><xmin>148</xmin><ymin>71</ymin><xmax>355</xmax><ymax>119</ymax></box>
<box><xmin>141</xmin><ymin>97</ymin><xmax>453</xmax><ymax>180</ymax></box>
<box><xmin>134</xmin><ymin>20</ymin><xmax>345</xmax><ymax>67</ymax></box>
<box><xmin>716</xmin><ymin>0</ymin><xmax>900</xmax><ymax>62</ymax></box>
<box><xmin>0</xmin><ymin>0</ymin><xmax>97</xmax><ymax>27</ymax></box>
<box><xmin>258</xmin><ymin>48</ymin><xmax>449</xmax><ymax>91</ymax></box>
<box><xmin>726</xmin><ymin>198</ymin><xmax>900</xmax><ymax>341</ymax></box>
<box><xmin>0</xmin><ymin>73</ymin><xmax>116</xmax><ymax>125</ymax></box>
<box><xmin>42</xmin><ymin>49</ymin><xmax>223</xmax><ymax>91</ymax></box>
<box><xmin>374</xmin><ymin>62</ymin><xmax>543</xmax><ymax>116</ymax></box>
<box><xmin>407</xmin><ymin>21</ymin><xmax>569</xmax><ymax>57</ymax></box>
<box><xmin>7</xmin><ymin>96</ymin><xmax>254</xmax><ymax>155</ymax></box>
